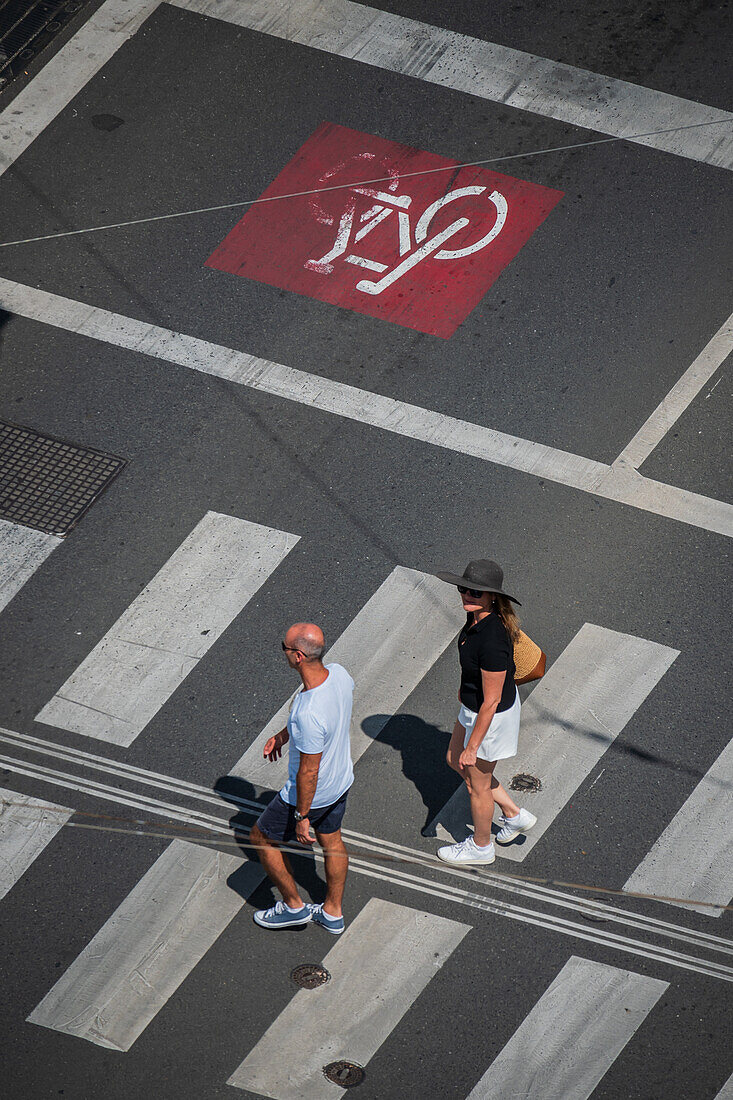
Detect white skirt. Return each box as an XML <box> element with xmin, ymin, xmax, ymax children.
<box><xmin>458</xmin><ymin>688</ymin><xmax>521</xmax><ymax>761</ymax></box>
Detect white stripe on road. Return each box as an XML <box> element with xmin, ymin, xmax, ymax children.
<box><xmin>466</xmin><ymin>955</ymin><xmax>667</xmax><ymax>1100</ymax></box>
<box><xmin>0</xmin><ymin>519</ymin><xmax>61</xmax><ymax>615</ymax></box>
<box><xmin>624</xmin><ymin>737</ymin><xmax>733</xmax><ymax>917</ymax></box>
<box><xmin>228</xmin><ymin>897</ymin><xmax>469</xmax><ymax>1098</ymax></box>
<box><xmin>231</xmin><ymin>566</ymin><xmax>463</xmax><ymax>789</ymax></box>
<box><xmin>616</xmin><ymin>311</ymin><xmax>733</xmax><ymax>469</ymax></box>
<box><xmin>715</xmin><ymin>1072</ymin><xmax>733</xmax><ymax>1099</ymax></box>
<box><xmin>0</xmin><ymin>0</ymin><xmax>159</xmax><ymax>177</ymax></box>
<box><xmin>431</xmin><ymin>624</ymin><xmax>678</xmax><ymax>859</ymax></box>
<box><xmin>35</xmin><ymin>512</ymin><xmax>299</xmax><ymax>745</ymax></box>
<box><xmin>1</xmin><ymin>280</ymin><xmax>730</xmax><ymax>539</ymax></box>
<box><xmin>28</xmin><ymin>839</ymin><xmax>263</xmax><ymax>1050</ymax></box>
<box><xmin>0</xmin><ymin>786</ymin><xmax>72</xmax><ymax>901</ymax></box>
<box><xmin>173</xmin><ymin>0</ymin><xmax>733</xmax><ymax>170</ymax></box>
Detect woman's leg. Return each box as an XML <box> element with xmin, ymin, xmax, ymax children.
<box><xmin>490</xmin><ymin>775</ymin><xmax>521</xmax><ymax>819</ymax></box>
<box><xmin>446</xmin><ymin>721</ymin><xmax>466</xmax><ymax>773</ymax></box>
<box><xmin>463</xmin><ymin>759</ymin><xmax>497</xmax><ymax>847</ymax></box>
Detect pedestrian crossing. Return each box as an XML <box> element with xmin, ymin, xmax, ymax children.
<box><xmin>35</xmin><ymin>513</ymin><xmax>299</xmax><ymax>746</ymax></box>
<box><xmin>0</xmin><ymin>786</ymin><xmax>72</xmax><ymax>901</ymax></box>
<box><xmin>0</xmin><ymin>518</ymin><xmax>60</xmax><ymax>614</ymax></box>
<box><xmin>429</xmin><ymin>623</ymin><xmax>679</xmax><ymax>857</ymax></box>
<box><xmin>231</xmin><ymin>566</ymin><xmax>463</xmax><ymax>790</ymax></box>
<box><xmin>465</xmin><ymin>956</ymin><xmax>668</xmax><ymax>1100</ymax></box>
<box><xmin>624</xmin><ymin>735</ymin><xmax>733</xmax><ymax>917</ymax></box>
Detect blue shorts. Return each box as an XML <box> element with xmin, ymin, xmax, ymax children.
<box><xmin>256</xmin><ymin>792</ymin><xmax>348</xmax><ymax>843</ymax></box>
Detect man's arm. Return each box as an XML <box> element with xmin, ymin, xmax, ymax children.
<box><xmin>295</xmin><ymin>751</ymin><xmax>322</xmax><ymax>845</ymax></box>
<box><xmin>263</xmin><ymin>726</ymin><xmax>289</xmax><ymax>762</ymax></box>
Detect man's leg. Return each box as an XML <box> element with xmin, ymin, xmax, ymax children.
<box><xmin>315</xmin><ymin>828</ymin><xmax>349</xmax><ymax>918</ymax></box>
<box><xmin>249</xmin><ymin>823</ymin><xmax>304</xmax><ymax>910</ymax></box>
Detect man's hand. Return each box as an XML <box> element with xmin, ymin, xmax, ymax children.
<box><xmin>295</xmin><ymin>817</ymin><xmax>315</xmax><ymax>845</ymax></box>
<box><xmin>263</xmin><ymin>729</ymin><xmax>288</xmax><ymax>762</ymax></box>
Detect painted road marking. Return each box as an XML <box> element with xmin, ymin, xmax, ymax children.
<box><xmin>206</xmin><ymin>122</ymin><xmax>563</xmax><ymax>338</ymax></box>
<box><xmin>28</xmin><ymin>839</ymin><xmax>263</xmax><ymax>1050</ymax></box>
<box><xmin>624</xmin><ymin>736</ymin><xmax>733</xmax><ymax>917</ymax></box>
<box><xmin>430</xmin><ymin>624</ymin><xmax>678</xmax><ymax>859</ymax></box>
<box><xmin>715</xmin><ymin>1073</ymin><xmax>733</xmax><ymax>1099</ymax></box>
<box><xmin>465</xmin><ymin>956</ymin><xmax>667</xmax><ymax>1100</ymax></box>
<box><xmin>35</xmin><ymin>512</ymin><xmax>299</xmax><ymax>746</ymax></box>
<box><xmin>616</xmin><ymin>310</ymin><xmax>733</xmax><ymax>469</ymax></box>
<box><xmin>173</xmin><ymin>0</ymin><xmax>733</xmax><ymax>171</ymax></box>
<box><xmin>227</xmin><ymin>897</ymin><xmax>469</xmax><ymax>1098</ymax></box>
<box><xmin>0</xmin><ymin>519</ymin><xmax>61</xmax><ymax>614</ymax></box>
<box><xmin>1</xmin><ymin>280</ymin><xmax>730</xmax><ymax>539</ymax></box>
<box><xmin>231</xmin><ymin>566</ymin><xmax>463</xmax><ymax>789</ymax></box>
<box><xmin>0</xmin><ymin>787</ymin><xmax>72</xmax><ymax>901</ymax></box>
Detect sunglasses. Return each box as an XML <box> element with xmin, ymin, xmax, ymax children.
<box><xmin>457</xmin><ymin>586</ymin><xmax>486</xmax><ymax>598</ymax></box>
<box><xmin>281</xmin><ymin>641</ymin><xmax>303</xmax><ymax>654</ymax></box>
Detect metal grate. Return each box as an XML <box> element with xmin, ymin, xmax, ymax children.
<box><xmin>0</xmin><ymin>0</ymin><xmax>86</xmax><ymax>87</ymax></box>
<box><xmin>323</xmin><ymin>1062</ymin><xmax>365</xmax><ymax>1088</ymax></box>
<box><xmin>509</xmin><ymin>773</ymin><xmax>542</xmax><ymax>793</ymax></box>
<box><xmin>0</xmin><ymin>420</ymin><xmax>125</xmax><ymax>536</ymax></box>
<box><xmin>291</xmin><ymin>964</ymin><xmax>331</xmax><ymax>989</ymax></box>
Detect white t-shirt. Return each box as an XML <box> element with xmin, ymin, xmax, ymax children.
<box><xmin>279</xmin><ymin>663</ymin><xmax>355</xmax><ymax>809</ymax></box>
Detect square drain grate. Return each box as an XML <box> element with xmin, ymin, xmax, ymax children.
<box><xmin>0</xmin><ymin>420</ymin><xmax>125</xmax><ymax>536</ymax></box>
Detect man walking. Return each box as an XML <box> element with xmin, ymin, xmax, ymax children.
<box><xmin>249</xmin><ymin>622</ymin><xmax>354</xmax><ymax>934</ymax></box>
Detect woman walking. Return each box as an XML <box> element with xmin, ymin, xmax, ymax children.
<box><xmin>434</xmin><ymin>559</ymin><xmax>536</xmax><ymax>865</ymax></box>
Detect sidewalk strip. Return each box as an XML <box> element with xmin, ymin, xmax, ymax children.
<box><xmin>0</xmin><ymin>787</ymin><xmax>72</xmax><ymax>901</ymax></box>
<box><xmin>465</xmin><ymin>956</ymin><xmax>667</xmax><ymax>1100</ymax></box>
<box><xmin>1</xmin><ymin>280</ymin><xmax>731</xmax><ymax>539</ymax></box>
<box><xmin>174</xmin><ymin>0</ymin><xmax>733</xmax><ymax>170</ymax></box>
<box><xmin>227</xmin><ymin>897</ymin><xmax>469</xmax><ymax>1098</ymax></box>
<box><xmin>0</xmin><ymin>519</ymin><xmax>60</xmax><ymax>614</ymax></box>
<box><xmin>28</xmin><ymin>839</ymin><xmax>263</xmax><ymax>1050</ymax></box>
<box><xmin>429</xmin><ymin>624</ymin><xmax>678</xmax><ymax>859</ymax></box>
<box><xmin>624</xmin><ymin>737</ymin><xmax>733</xmax><ymax>917</ymax></box>
<box><xmin>35</xmin><ymin>512</ymin><xmax>299</xmax><ymax>746</ymax></box>
<box><xmin>231</xmin><ymin>566</ymin><xmax>463</xmax><ymax>790</ymax></box>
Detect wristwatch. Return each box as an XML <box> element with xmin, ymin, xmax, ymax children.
<box><xmin>293</xmin><ymin>809</ymin><xmax>307</xmax><ymax>822</ymax></box>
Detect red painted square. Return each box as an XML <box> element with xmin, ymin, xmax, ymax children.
<box><xmin>206</xmin><ymin>123</ymin><xmax>564</xmax><ymax>339</ymax></box>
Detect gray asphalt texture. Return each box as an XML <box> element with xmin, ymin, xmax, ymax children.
<box><xmin>0</xmin><ymin>2</ymin><xmax>731</xmax><ymax>1098</ymax></box>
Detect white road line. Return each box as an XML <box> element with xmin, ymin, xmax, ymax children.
<box><xmin>430</xmin><ymin>624</ymin><xmax>678</xmax><ymax>859</ymax></box>
<box><xmin>616</xmin><ymin>311</ymin><xmax>733</xmax><ymax>469</ymax></box>
<box><xmin>0</xmin><ymin>519</ymin><xmax>61</xmax><ymax>615</ymax></box>
<box><xmin>465</xmin><ymin>955</ymin><xmax>667</xmax><ymax>1100</ymax></box>
<box><xmin>0</xmin><ymin>0</ymin><xmax>159</xmax><ymax>178</ymax></box>
<box><xmin>231</xmin><ymin>566</ymin><xmax>462</xmax><ymax>788</ymax></box>
<box><xmin>173</xmin><ymin>0</ymin><xmax>733</xmax><ymax>170</ymax></box>
<box><xmin>227</xmin><ymin>897</ymin><xmax>469</xmax><ymax>1098</ymax></box>
<box><xmin>1</xmin><ymin>280</ymin><xmax>731</xmax><ymax>539</ymax></box>
<box><xmin>28</xmin><ymin>839</ymin><xmax>263</xmax><ymax>1050</ymax></box>
<box><xmin>624</xmin><ymin>737</ymin><xmax>733</xmax><ymax>917</ymax></box>
<box><xmin>715</xmin><ymin>1072</ymin><xmax>733</xmax><ymax>1099</ymax></box>
<box><xmin>0</xmin><ymin>786</ymin><xmax>72</xmax><ymax>901</ymax></box>
<box><xmin>35</xmin><ymin>512</ymin><xmax>299</xmax><ymax>746</ymax></box>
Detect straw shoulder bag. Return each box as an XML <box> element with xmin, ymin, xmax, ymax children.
<box><xmin>513</xmin><ymin>630</ymin><xmax>547</xmax><ymax>685</ymax></box>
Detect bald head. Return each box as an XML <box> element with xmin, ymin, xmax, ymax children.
<box><xmin>285</xmin><ymin>622</ymin><xmax>326</xmax><ymax>661</ymax></box>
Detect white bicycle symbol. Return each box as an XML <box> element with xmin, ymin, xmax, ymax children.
<box><xmin>305</xmin><ymin>182</ymin><xmax>508</xmax><ymax>296</ymax></box>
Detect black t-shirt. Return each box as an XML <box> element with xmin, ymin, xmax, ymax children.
<box><xmin>458</xmin><ymin>612</ymin><xmax>516</xmax><ymax>713</ymax></box>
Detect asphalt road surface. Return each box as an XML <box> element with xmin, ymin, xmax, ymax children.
<box><xmin>0</xmin><ymin>2</ymin><xmax>731</xmax><ymax>1098</ymax></box>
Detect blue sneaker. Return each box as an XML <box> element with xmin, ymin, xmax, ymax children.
<box><xmin>253</xmin><ymin>900</ymin><xmax>311</xmax><ymax>930</ymax></box>
<box><xmin>308</xmin><ymin>903</ymin><xmax>345</xmax><ymax>935</ymax></box>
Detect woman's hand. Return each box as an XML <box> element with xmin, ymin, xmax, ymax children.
<box><xmin>459</xmin><ymin>745</ymin><xmax>478</xmax><ymax>770</ymax></box>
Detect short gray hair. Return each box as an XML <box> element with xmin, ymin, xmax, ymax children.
<box><xmin>292</xmin><ymin>633</ymin><xmax>326</xmax><ymax>661</ymax></box>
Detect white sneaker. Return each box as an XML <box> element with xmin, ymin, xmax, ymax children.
<box><xmin>437</xmin><ymin>836</ymin><xmax>496</xmax><ymax>865</ymax></box>
<box><xmin>495</xmin><ymin>808</ymin><xmax>537</xmax><ymax>845</ymax></box>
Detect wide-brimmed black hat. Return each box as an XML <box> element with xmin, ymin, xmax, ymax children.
<box><xmin>436</xmin><ymin>559</ymin><xmax>521</xmax><ymax>604</ymax></box>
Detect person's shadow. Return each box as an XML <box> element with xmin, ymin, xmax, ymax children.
<box><xmin>214</xmin><ymin>774</ymin><xmax>327</xmax><ymax>917</ymax></box>
<box><xmin>360</xmin><ymin>713</ymin><xmax>463</xmax><ymax>836</ymax></box>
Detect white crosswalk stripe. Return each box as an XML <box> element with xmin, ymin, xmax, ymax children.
<box><xmin>227</xmin><ymin>897</ymin><xmax>469</xmax><ymax>1098</ymax></box>
<box><xmin>28</xmin><ymin>839</ymin><xmax>264</xmax><ymax>1050</ymax></box>
<box><xmin>0</xmin><ymin>787</ymin><xmax>72</xmax><ymax>901</ymax></box>
<box><xmin>624</xmin><ymin>736</ymin><xmax>733</xmax><ymax>917</ymax></box>
<box><xmin>715</xmin><ymin>1071</ymin><xmax>733</xmax><ymax>1099</ymax></box>
<box><xmin>429</xmin><ymin>624</ymin><xmax>678</xmax><ymax>858</ymax></box>
<box><xmin>231</xmin><ymin>566</ymin><xmax>463</xmax><ymax>790</ymax></box>
<box><xmin>35</xmin><ymin>512</ymin><xmax>299</xmax><ymax>746</ymax></box>
<box><xmin>0</xmin><ymin>518</ymin><xmax>60</xmax><ymax>615</ymax></box>
<box><xmin>465</xmin><ymin>956</ymin><xmax>668</xmax><ymax>1100</ymax></box>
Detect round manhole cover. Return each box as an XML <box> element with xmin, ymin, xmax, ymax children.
<box><xmin>291</xmin><ymin>963</ymin><xmax>331</xmax><ymax>989</ymax></box>
<box><xmin>323</xmin><ymin>1061</ymin><xmax>365</xmax><ymax>1088</ymax></box>
<box><xmin>509</xmin><ymin>773</ymin><xmax>542</xmax><ymax>793</ymax></box>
